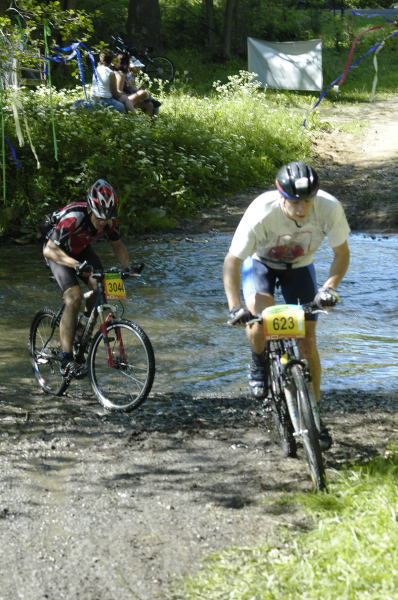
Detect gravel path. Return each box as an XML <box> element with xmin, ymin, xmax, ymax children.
<box><xmin>0</xmin><ymin>382</ymin><xmax>397</xmax><ymax>599</ymax></box>
<box><xmin>1</xmin><ymin>98</ymin><xmax>398</xmax><ymax>599</ymax></box>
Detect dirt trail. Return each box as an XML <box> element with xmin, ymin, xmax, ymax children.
<box><xmin>1</xmin><ymin>99</ymin><xmax>398</xmax><ymax>600</ymax></box>
<box><xmin>313</xmin><ymin>98</ymin><xmax>398</xmax><ymax>231</ymax></box>
<box><xmin>188</xmin><ymin>97</ymin><xmax>398</xmax><ymax>234</ymax></box>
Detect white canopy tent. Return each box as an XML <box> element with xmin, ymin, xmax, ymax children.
<box><xmin>247</xmin><ymin>37</ymin><xmax>323</xmax><ymax>91</ymax></box>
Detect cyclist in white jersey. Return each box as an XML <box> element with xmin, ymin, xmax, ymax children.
<box><xmin>223</xmin><ymin>161</ymin><xmax>350</xmax><ymax>450</ymax></box>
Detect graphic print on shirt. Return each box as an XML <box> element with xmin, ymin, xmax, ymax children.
<box><xmin>266</xmin><ymin>230</ymin><xmax>312</xmax><ymax>263</ymax></box>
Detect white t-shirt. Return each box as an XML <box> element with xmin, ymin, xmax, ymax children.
<box><xmin>91</xmin><ymin>64</ymin><xmax>113</xmax><ymax>99</ymax></box>
<box><xmin>228</xmin><ymin>189</ymin><xmax>350</xmax><ymax>269</ymax></box>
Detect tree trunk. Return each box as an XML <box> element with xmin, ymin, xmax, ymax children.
<box><xmin>0</xmin><ymin>0</ymin><xmax>11</xmax><ymax>15</ymax></box>
<box><xmin>223</xmin><ymin>0</ymin><xmax>238</xmax><ymax>59</ymax></box>
<box><xmin>203</xmin><ymin>0</ymin><xmax>216</xmax><ymax>55</ymax></box>
<box><xmin>127</xmin><ymin>0</ymin><xmax>162</xmax><ymax>52</ymax></box>
<box><xmin>61</xmin><ymin>0</ymin><xmax>77</xmax><ymax>8</ymax></box>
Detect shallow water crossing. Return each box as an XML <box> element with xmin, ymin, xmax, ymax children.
<box><xmin>1</xmin><ymin>231</ymin><xmax>398</xmax><ymax>399</ymax></box>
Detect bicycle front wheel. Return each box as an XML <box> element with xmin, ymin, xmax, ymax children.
<box><xmin>29</xmin><ymin>308</ymin><xmax>68</xmax><ymax>396</ymax></box>
<box><xmin>292</xmin><ymin>366</ymin><xmax>327</xmax><ymax>492</ymax></box>
<box><xmin>88</xmin><ymin>319</ymin><xmax>155</xmax><ymax>412</ymax></box>
<box><xmin>269</xmin><ymin>360</ymin><xmax>297</xmax><ymax>458</ymax></box>
<box><xmin>146</xmin><ymin>56</ymin><xmax>175</xmax><ymax>82</ymax></box>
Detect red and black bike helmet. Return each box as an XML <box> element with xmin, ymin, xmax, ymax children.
<box><xmin>275</xmin><ymin>161</ymin><xmax>319</xmax><ymax>201</ymax></box>
<box><xmin>87</xmin><ymin>179</ymin><xmax>118</xmax><ymax>219</ymax></box>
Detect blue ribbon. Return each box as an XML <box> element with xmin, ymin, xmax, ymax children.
<box><xmin>303</xmin><ymin>29</ymin><xmax>398</xmax><ymax>127</ymax></box>
<box><xmin>44</xmin><ymin>41</ymin><xmax>97</xmax><ymax>100</ymax></box>
<box><xmin>5</xmin><ymin>136</ymin><xmax>21</xmax><ymax>169</ymax></box>
<box><xmin>350</xmin><ymin>10</ymin><xmax>396</xmax><ymax>24</ymax></box>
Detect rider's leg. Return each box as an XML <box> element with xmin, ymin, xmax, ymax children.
<box><xmin>242</xmin><ymin>257</ymin><xmax>276</xmax><ymax>353</ymax></box>
<box><xmin>245</xmin><ymin>291</ymin><xmax>274</xmax><ymax>353</ymax></box>
<box><xmin>60</xmin><ymin>285</ymin><xmax>83</xmax><ymax>353</ymax></box>
<box><xmin>82</xmin><ymin>276</ymin><xmax>98</xmax><ymax>315</ymax></box>
<box><xmin>76</xmin><ymin>246</ymin><xmax>102</xmax><ymax>315</ymax></box>
<box><xmin>242</xmin><ymin>258</ymin><xmax>276</xmax><ymax>397</ymax></box>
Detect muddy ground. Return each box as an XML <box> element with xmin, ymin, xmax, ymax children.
<box><xmin>1</xmin><ymin>99</ymin><xmax>398</xmax><ymax>600</ymax></box>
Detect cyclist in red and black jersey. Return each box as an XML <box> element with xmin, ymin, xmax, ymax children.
<box><xmin>43</xmin><ymin>179</ymin><xmax>133</xmax><ymax>377</ymax></box>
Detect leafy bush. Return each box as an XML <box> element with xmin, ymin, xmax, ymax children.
<box><xmin>0</xmin><ymin>72</ymin><xmax>314</xmax><ymax>238</ymax></box>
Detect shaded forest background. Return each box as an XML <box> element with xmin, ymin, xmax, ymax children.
<box><xmin>0</xmin><ymin>0</ymin><xmax>397</xmax><ymax>239</ymax></box>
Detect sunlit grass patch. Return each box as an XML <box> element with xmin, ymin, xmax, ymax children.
<box><xmin>170</xmin><ymin>448</ymin><xmax>398</xmax><ymax>600</ymax></box>
<box><xmin>2</xmin><ymin>72</ymin><xmax>317</xmax><ymax>237</ymax></box>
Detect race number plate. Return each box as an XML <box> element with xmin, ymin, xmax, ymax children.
<box><xmin>262</xmin><ymin>304</ymin><xmax>305</xmax><ymax>340</ymax></box>
<box><xmin>104</xmin><ymin>273</ymin><xmax>126</xmax><ymax>300</ymax></box>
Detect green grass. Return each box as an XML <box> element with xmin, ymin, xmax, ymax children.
<box><xmin>1</xmin><ymin>74</ymin><xmax>316</xmax><ymax>237</ymax></box>
<box><xmin>4</xmin><ymin>8</ymin><xmax>398</xmax><ymax>238</ymax></box>
<box><xmin>166</xmin><ymin>10</ymin><xmax>398</xmax><ymax>104</ymax></box>
<box><xmin>170</xmin><ymin>448</ymin><xmax>398</xmax><ymax>600</ymax></box>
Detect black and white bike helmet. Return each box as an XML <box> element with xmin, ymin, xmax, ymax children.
<box><xmin>87</xmin><ymin>179</ymin><xmax>118</xmax><ymax>219</ymax></box>
<box><xmin>275</xmin><ymin>161</ymin><xmax>319</xmax><ymax>201</ymax></box>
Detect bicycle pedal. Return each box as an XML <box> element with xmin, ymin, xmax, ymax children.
<box><xmin>293</xmin><ymin>428</ymin><xmax>308</xmax><ymax>437</ymax></box>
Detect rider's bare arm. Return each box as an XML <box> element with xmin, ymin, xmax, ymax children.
<box><xmin>322</xmin><ymin>241</ymin><xmax>350</xmax><ymax>290</ymax></box>
<box><xmin>223</xmin><ymin>252</ymin><xmax>243</xmax><ymax>310</ymax></box>
<box><xmin>43</xmin><ymin>239</ymin><xmax>79</xmax><ymax>269</ymax></box>
<box><xmin>109</xmin><ymin>71</ymin><xmax>120</xmax><ymax>97</ymax></box>
<box><xmin>110</xmin><ymin>239</ymin><xmax>131</xmax><ymax>270</ymax></box>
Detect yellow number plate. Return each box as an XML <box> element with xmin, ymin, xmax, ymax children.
<box><xmin>262</xmin><ymin>304</ymin><xmax>305</xmax><ymax>340</ymax></box>
<box><xmin>104</xmin><ymin>273</ymin><xmax>126</xmax><ymax>300</ymax></box>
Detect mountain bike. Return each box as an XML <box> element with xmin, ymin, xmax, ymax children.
<box><xmin>112</xmin><ymin>35</ymin><xmax>175</xmax><ymax>83</ymax></box>
<box><xmin>243</xmin><ymin>303</ymin><xmax>327</xmax><ymax>491</ymax></box>
<box><xmin>29</xmin><ymin>266</ymin><xmax>155</xmax><ymax>412</ymax></box>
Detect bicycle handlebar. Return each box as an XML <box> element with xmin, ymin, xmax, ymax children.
<box><xmin>227</xmin><ymin>301</ymin><xmax>327</xmax><ymax>325</ymax></box>
<box><xmin>241</xmin><ymin>302</ymin><xmax>328</xmax><ymax>326</ymax></box>
<box><xmin>111</xmin><ymin>35</ymin><xmax>151</xmax><ymax>57</ymax></box>
<box><xmin>89</xmin><ymin>264</ymin><xmax>145</xmax><ymax>280</ymax></box>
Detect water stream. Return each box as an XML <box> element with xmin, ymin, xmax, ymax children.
<box><xmin>1</xmin><ymin>232</ymin><xmax>397</xmax><ymax>398</ymax></box>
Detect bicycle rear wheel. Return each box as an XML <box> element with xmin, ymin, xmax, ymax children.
<box><xmin>291</xmin><ymin>366</ymin><xmax>327</xmax><ymax>492</ymax></box>
<box><xmin>29</xmin><ymin>308</ymin><xmax>69</xmax><ymax>396</ymax></box>
<box><xmin>269</xmin><ymin>360</ymin><xmax>297</xmax><ymax>458</ymax></box>
<box><xmin>146</xmin><ymin>56</ymin><xmax>175</xmax><ymax>82</ymax></box>
<box><xmin>88</xmin><ymin>319</ymin><xmax>155</xmax><ymax>412</ymax></box>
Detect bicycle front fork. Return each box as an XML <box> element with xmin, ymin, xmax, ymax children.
<box><xmin>283</xmin><ymin>364</ymin><xmax>321</xmax><ymax>434</ymax></box>
<box><xmin>98</xmin><ymin>310</ymin><xmax>127</xmax><ymax>368</ymax></box>
<box><xmin>300</xmin><ymin>360</ymin><xmax>321</xmax><ymax>431</ymax></box>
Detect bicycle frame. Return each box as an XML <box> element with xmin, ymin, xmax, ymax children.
<box><xmin>30</xmin><ymin>265</ymin><xmax>155</xmax><ymax>411</ymax></box>
<box><xmin>76</xmin><ymin>271</ymin><xmax>124</xmax><ymax>368</ymax></box>
<box><xmin>270</xmin><ymin>339</ymin><xmax>320</xmax><ymax>432</ymax></box>
<box><xmin>96</xmin><ymin>310</ymin><xmax>127</xmax><ymax>368</ymax></box>
<box><xmin>247</xmin><ymin>303</ymin><xmax>322</xmax><ymax>433</ymax></box>
<box><xmin>246</xmin><ymin>303</ymin><xmax>327</xmax><ymax>490</ymax></box>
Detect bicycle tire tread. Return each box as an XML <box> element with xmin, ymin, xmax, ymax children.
<box><xmin>292</xmin><ymin>366</ymin><xmax>327</xmax><ymax>491</ymax></box>
<box><xmin>29</xmin><ymin>308</ymin><xmax>69</xmax><ymax>396</ymax></box>
<box><xmin>88</xmin><ymin>318</ymin><xmax>155</xmax><ymax>412</ymax></box>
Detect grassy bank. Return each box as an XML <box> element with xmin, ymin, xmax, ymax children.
<box><xmin>3</xmin><ymin>6</ymin><xmax>398</xmax><ymax>239</ymax></box>
<box><xmin>171</xmin><ymin>448</ymin><xmax>398</xmax><ymax>599</ymax></box>
<box><xmin>1</xmin><ymin>76</ymin><xmax>316</xmax><ymax>239</ymax></box>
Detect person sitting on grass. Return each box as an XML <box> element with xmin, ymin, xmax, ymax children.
<box><xmin>125</xmin><ymin>57</ymin><xmax>161</xmax><ymax>116</ymax></box>
<box><xmin>91</xmin><ymin>51</ymin><xmax>135</xmax><ymax>113</ymax></box>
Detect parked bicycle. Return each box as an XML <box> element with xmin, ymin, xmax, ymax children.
<box><xmin>230</xmin><ymin>302</ymin><xmax>327</xmax><ymax>492</ymax></box>
<box><xmin>29</xmin><ymin>265</ymin><xmax>155</xmax><ymax>412</ymax></box>
<box><xmin>112</xmin><ymin>35</ymin><xmax>175</xmax><ymax>83</ymax></box>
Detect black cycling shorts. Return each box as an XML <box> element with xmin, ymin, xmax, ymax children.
<box><xmin>46</xmin><ymin>245</ymin><xmax>103</xmax><ymax>293</ymax></box>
